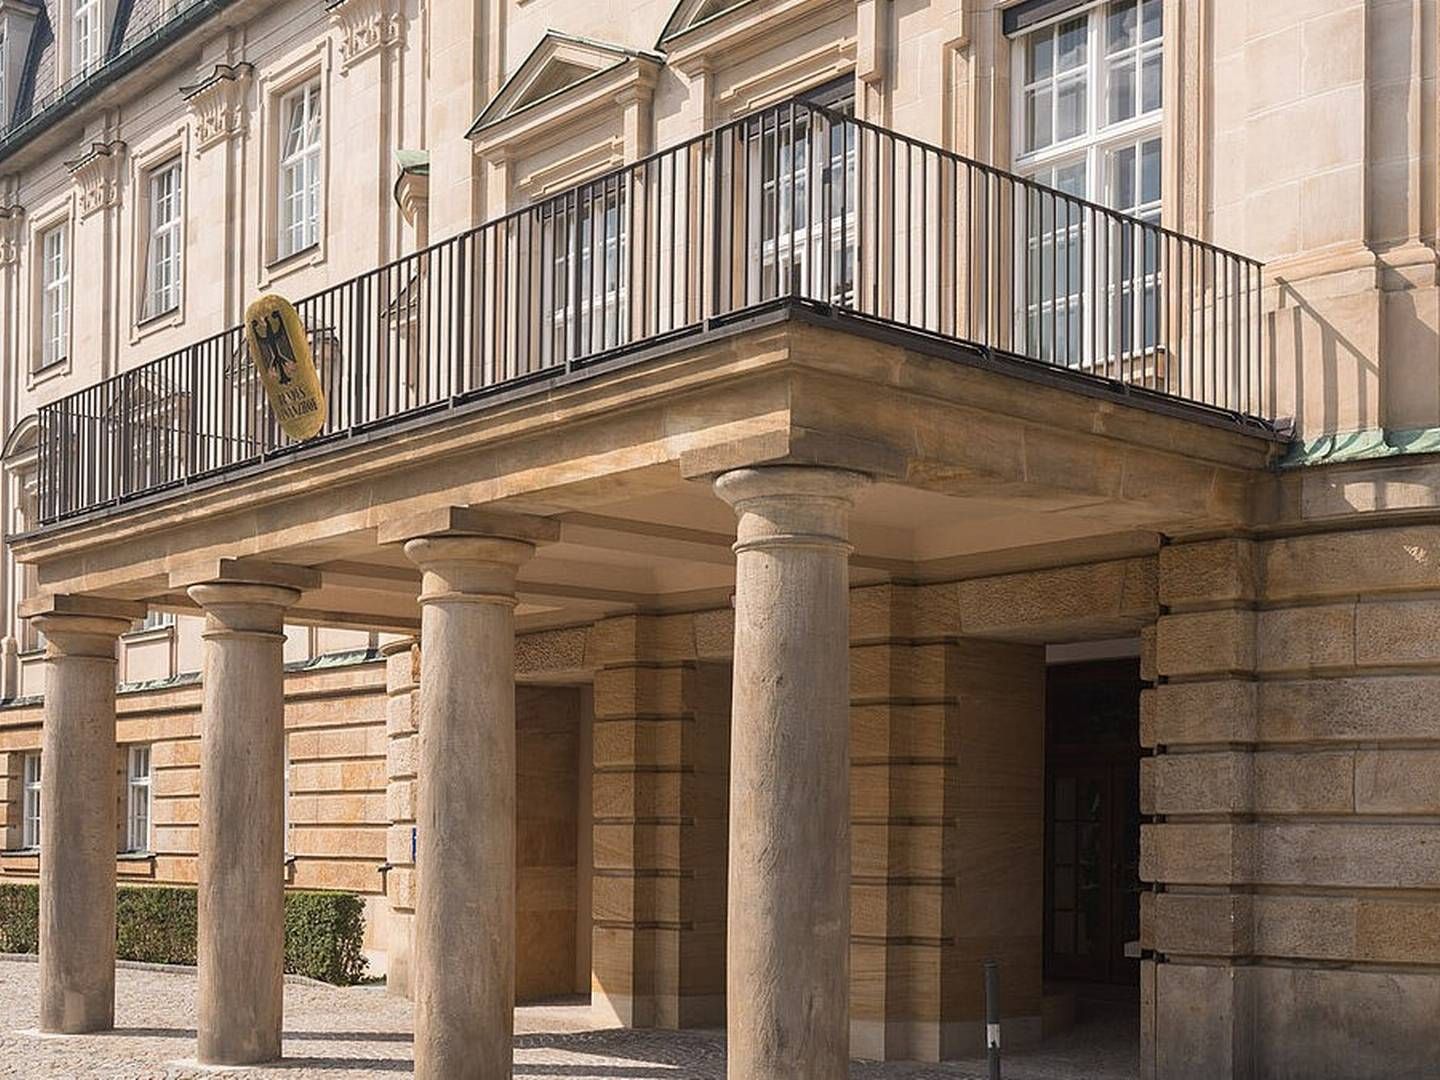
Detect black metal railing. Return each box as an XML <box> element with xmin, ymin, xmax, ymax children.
<box><xmin>36</xmin><ymin>99</ymin><xmax>1268</xmax><ymax>524</ymax></box>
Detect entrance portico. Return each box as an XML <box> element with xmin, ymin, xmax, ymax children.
<box><xmin>14</xmin><ymin>312</ymin><xmax>1288</xmax><ymax>1074</ymax></box>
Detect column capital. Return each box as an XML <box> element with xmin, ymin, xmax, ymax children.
<box><xmin>172</xmin><ymin>559</ymin><xmax>319</xmax><ymax>636</ymax></box>
<box><xmin>714</xmin><ymin>465</ymin><xmax>870</xmax><ymax>554</ymax></box>
<box><xmin>380</xmin><ymin>506</ymin><xmax>557</xmax><ymax>603</ymax></box>
<box><xmin>20</xmin><ymin>594</ymin><xmax>146</xmax><ymax>658</ymax></box>
<box><xmin>169</xmin><ymin>557</ymin><xmax>322</xmax><ymax>594</ymax></box>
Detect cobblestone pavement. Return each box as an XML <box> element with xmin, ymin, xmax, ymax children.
<box><xmin>0</xmin><ymin>960</ymin><xmax>1137</xmax><ymax>1079</ymax></box>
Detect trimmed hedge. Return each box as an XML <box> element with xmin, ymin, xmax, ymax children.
<box><xmin>284</xmin><ymin>890</ymin><xmax>368</xmax><ymax>986</ymax></box>
<box><xmin>117</xmin><ymin>885</ymin><xmax>197</xmax><ymax>965</ymax></box>
<box><xmin>0</xmin><ymin>883</ymin><xmax>368</xmax><ymax>985</ymax></box>
<box><xmin>0</xmin><ymin>883</ymin><xmax>38</xmax><ymax>953</ymax></box>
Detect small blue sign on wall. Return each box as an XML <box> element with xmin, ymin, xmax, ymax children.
<box><xmin>411</xmin><ymin>827</ymin><xmax>417</xmax><ymax>862</ymax></box>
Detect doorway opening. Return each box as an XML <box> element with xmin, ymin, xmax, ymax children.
<box><xmin>1041</xmin><ymin>650</ymin><xmax>1143</xmax><ymax>1063</ymax></box>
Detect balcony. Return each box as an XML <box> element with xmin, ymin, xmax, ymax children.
<box><xmin>36</xmin><ymin>98</ymin><xmax>1273</xmax><ymax>526</ymax></box>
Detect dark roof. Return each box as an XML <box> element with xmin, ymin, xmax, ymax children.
<box><xmin>1</xmin><ymin>0</ymin><xmax>237</xmax><ymax>163</ymax></box>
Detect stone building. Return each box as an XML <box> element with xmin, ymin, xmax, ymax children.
<box><xmin>0</xmin><ymin>0</ymin><xmax>1436</xmax><ymax>1078</ymax></box>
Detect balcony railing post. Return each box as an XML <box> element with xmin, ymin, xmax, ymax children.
<box><xmin>569</xmin><ymin>189</ymin><xmax>583</xmax><ymax>372</ymax></box>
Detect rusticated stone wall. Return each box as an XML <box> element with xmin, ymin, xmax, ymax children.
<box><xmin>1141</xmin><ymin>529</ymin><xmax>1440</xmax><ymax>1080</ymax></box>
<box><xmin>848</xmin><ymin>583</ymin><xmax>1046</xmax><ymax>1062</ymax></box>
<box><xmin>588</xmin><ymin>613</ymin><xmax>731</xmax><ymax>1030</ymax></box>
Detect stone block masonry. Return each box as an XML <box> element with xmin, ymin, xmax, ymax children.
<box><xmin>1141</xmin><ymin>529</ymin><xmax>1440</xmax><ymax>1080</ymax></box>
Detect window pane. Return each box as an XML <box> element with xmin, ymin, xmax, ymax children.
<box><xmin>1057</xmin><ymin>17</ymin><xmax>1087</xmax><ymax>71</ymax></box>
<box><xmin>1142</xmin><ymin>0</ymin><xmax>1162</xmax><ymax>42</ymax></box>
<box><xmin>1111</xmin><ymin>144</ymin><xmax>1136</xmax><ymax>211</ymax></box>
<box><xmin>1107</xmin><ymin>0</ymin><xmax>1138</xmax><ymax>53</ymax></box>
<box><xmin>283</xmin><ymin>97</ymin><xmax>306</xmax><ymax>157</ymax></box>
<box><xmin>1026</xmin><ymin>86</ymin><xmax>1053</xmax><ymax>152</ymax></box>
<box><xmin>1027</xmin><ymin>28</ymin><xmax>1054</xmax><ymax>83</ymax></box>
<box><xmin>1141</xmin><ymin>138</ymin><xmax>1162</xmax><ymax>202</ymax></box>
<box><xmin>1108</xmin><ymin>57</ymin><xmax>1136</xmax><ymax>123</ymax></box>
<box><xmin>1057</xmin><ymin>77</ymin><xmax>1086</xmax><ymax>142</ymax></box>
<box><xmin>1141</xmin><ymin>50</ymin><xmax>1163</xmax><ymax>113</ymax></box>
<box><xmin>1055</xmin><ymin>158</ymin><xmax>1088</xmax><ymax>197</ymax></box>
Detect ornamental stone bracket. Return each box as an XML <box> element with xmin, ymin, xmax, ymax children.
<box><xmin>181</xmin><ymin>62</ymin><xmax>254</xmax><ymax>157</ymax></box>
<box><xmin>63</xmin><ymin>141</ymin><xmax>126</xmax><ymax>219</ymax></box>
<box><xmin>0</xmin><ymin>204</ymin><xmax>24</xmax><ymax>266</ymax></box>
<box><xmin>328</xmin><ymin>0</ymin><xmax>404</xmax><ymax>72</ymax></box>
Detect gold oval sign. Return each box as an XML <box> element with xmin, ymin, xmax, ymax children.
<box><xmin>243</xmin><ymin>293</ymin><xmax>327</xmax><ymax>440</ymax></box>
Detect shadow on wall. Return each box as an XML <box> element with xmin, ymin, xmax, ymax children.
<box><xmin>1269</xmin><ymin>277</ymin><xmax>1383</xmax><ymax>439</ymax></box>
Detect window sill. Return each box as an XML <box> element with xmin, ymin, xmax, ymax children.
<box><xmin>0</xmin><ymin>850</ymin><xmax>39</xmax><ymax>871</ymax></box>
<box><xmin>263</xmin><ymin>241</ymin><xmax>324</xmax><ymax>286</ymax></box>
<box><xmin>132</xmin><ymin>304</ymin><xmax>185</xmax><ymax>343</ymax></box>
<box><xmin>117</xmin><ymin>852</ymin><xmax>157</xmax><ymax>878</ymax></box>
<box><xmin>27</xmin><ymin>358</ymin><xmax>71</xmax><ymax>389</ymax></box>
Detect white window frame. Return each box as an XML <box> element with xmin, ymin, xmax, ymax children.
<box><xmin>142</xmin><ymin>159</ymin><xmax>184</xmax><ymax>320</ymax></box>
<box><xmin>276</xmin><ymin>79</ymin><xmax>322</xmax><ymax>261</ymax></box>
<box><xmin>1010</xmin><ymin>0</ymin><xmax>1164</xmax><ymax>369</ymax></box>
<box><xmin>21</xmin><ymin>751</ymin><xmax>40</xmax><ymax>849</ymax></box>
<box><xmin>283</xmin><ymin>738</ymin><xmax>292</xmax><ymax>856</ymax></box>
<box><xmin>545</xmin><ymin>181</ymin><xmax>630</xmax><ymax>363</ymax></box>
<box><xmin>138</xmin><ymin>610</ymin><xmax>177</xmax><ymax>631</ymax></box>
<box><xmin>72</xmin><ymin>0</ymin><xmax>103</xmax><ymax>78</ymax></box>
<box><xmin>125</xmin><ymin>745</ymin><xmax>152</xmax><ymax>852</ymax></box>
<box><xmin>38</xmin><ymin>221</ymin><xmax>70</xmax><ymax>371</ymax></box>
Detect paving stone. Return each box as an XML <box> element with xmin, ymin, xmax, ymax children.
<box><xmin>0</xmin><ymin>960</ymin><xmax>1137</xmax><ymax>1079</ymax></box>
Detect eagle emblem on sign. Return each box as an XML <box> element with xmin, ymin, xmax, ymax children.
<box><xmin>242</xmin><ymin>294</ymin><xmax>327</xmax><ymax>440</ymax></box>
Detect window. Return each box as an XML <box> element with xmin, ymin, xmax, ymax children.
<box><xmin>39</xmin><ymin>223</ymin><xmax>70</xmax><ymax>369</ymax></box>
<box><xmin>544</xmin><ymin>181</ymin><xmax>629</xmax><ymax>363</ymax></box>
<box><xmin>1</xmin><ymin>31</ymin><xmax>8</xmax><ymax>127</ymax></box>
<box><xmin>745</xmin><ymin>101</ymin><xmax>856</xmax><ymax>309</ymax></box>
<box><xmin>126</xmin><ymin>745</ymin><xmax>152</xmax><ymax>852</ymax></box>
<box><xmin>143</xmin><ymin>160</ymin><xmax>183</xmax><ymax>319</ymax></box>
<box><xmin>73</xmin><ymin>0</ymin><xmax>102</xmax><ymax>77</ymax></box>
<box><xmin>277</xmin><ymin>80</ymin><xmax>322</xmax><ymax>260</ymax></box>
<box><xmin>1012</xmin><ymin>0</ymin><xmax>1163</xmax><ymax>366</ymax></box>
<box><xmin>21</xmin><ymin>752</ymin><xmax>40</xmax><ymax>849</ymax></box>
<box><xmin>139</xmin><ymin>610</ymin><xmax>177</xmax><ymax>631</ymax></box>
<box><xmin>283</xmin><ymin>739</ymin><xmax>292</xmax><ymax>855</ymax></box>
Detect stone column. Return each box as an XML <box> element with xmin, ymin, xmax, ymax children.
<box><xmin>180</xmin><ymin>562</ymin><xmax>318</xmax><ymax>1066</ymax></box>
<box><xmin>22</xmin><ymin>594</ymin><xmax>145</xmax><ymax>1034</ymax></box>
<box><xmin>381</xmin><ymin>507</ymin><xmax>557</xmax><ymax>1080</ymax></box>
<box><xmin>715</xmin><ymin>466</ymin><xmax>869</xmax><ymax>1080</ymax></box>
<box><xmin>382</xmin><ymin>636</ymin><xmax>420</xmax><ymax>998</ymax></box>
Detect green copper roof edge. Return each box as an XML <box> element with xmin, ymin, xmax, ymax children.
<box><xmin>1280</xmin><ymin>426</ymin><xmax>1440</xmax><ymax>468</ymax></box>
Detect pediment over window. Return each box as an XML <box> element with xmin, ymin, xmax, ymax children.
<box><xmin>656</xmin><ymin>0</ymin><xmax>855</xmax><ymax>101</ymax></box>
<box><xmin>657</xmin><ymin>0</ymin><xmax>754</xmax><ymax>45</ymax></box>
<box><xmin>468</xmin><ymin>32</ymin><xmax>663</xmax><ymax>136</ymax></box>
